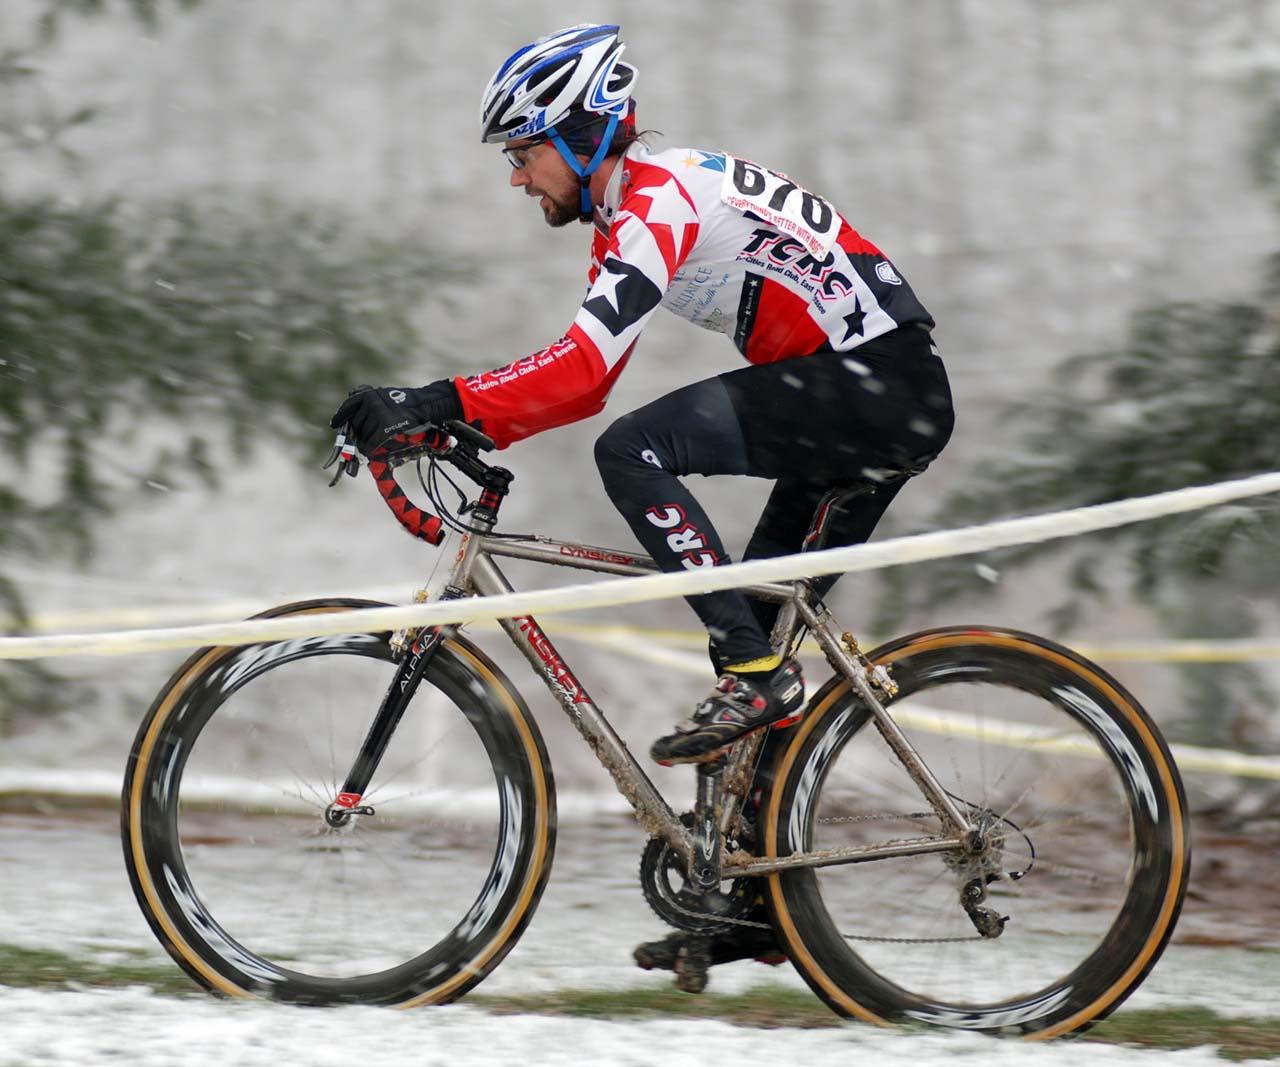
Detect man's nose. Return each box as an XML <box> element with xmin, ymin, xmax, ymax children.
<box><xmin>509</xmin><ymin>167</ymin><xmax>528</xmax><ymax>189</ymax></box>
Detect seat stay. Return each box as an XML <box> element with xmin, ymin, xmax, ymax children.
<box><xmin>796</xmin><ymin>598</ymin><xmax>976</xmax><ymax>837</ymax></box>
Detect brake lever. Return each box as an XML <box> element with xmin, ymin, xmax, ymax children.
<box><xmin>322</xmin><ymin>432</ymin><xmax>361</xmax><ymax>486</ymax></box>
<box><xmin>381</xmin><ymin>424</ymin><xmax>457</xmax><ymax>470</ymax></box>
<box><xmin>443</xmin><ymin>419</ymin><xmax>496</xmax><ymax>453</ymax></box>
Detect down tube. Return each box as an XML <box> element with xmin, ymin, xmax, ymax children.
<box><xmin>470</xmin><ymin>554</ymin><xmax>691</xmax><ymax>859</ymax></box>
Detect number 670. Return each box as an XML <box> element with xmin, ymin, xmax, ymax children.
<box><xmin>731</xmin><ymin>158</ymin><xmax>833</xmax><ymax>233</ymax></box>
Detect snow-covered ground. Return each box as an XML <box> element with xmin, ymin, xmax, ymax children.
<box><xmin>5</xmin><ymin>986</ymin><xmax>1274</xmax><ymax>1067</ymax></box>
<box><xmin>3</xmin><ymin>801</ymin><xmax>1278</xmax><ymax>1066</ymax></box>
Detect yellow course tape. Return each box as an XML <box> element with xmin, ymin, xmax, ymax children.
<box><xmin>556</xmin><ymin>627</ymin><xmax>1280</xmax><ymax>781</ymax></box>
<box><xmin>551</xmin><ymin>624</ymin><xmax>1280</xmax><ymax>664</ymax></box>
<box><xmin>11</xmin><ymin>604</ymin><xmax>1280</xmax><ymax>665</ymax></box>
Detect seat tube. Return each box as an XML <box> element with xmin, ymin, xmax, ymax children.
<box><xmin>768</xmin><ymin>583</ymin><xmax>808</xmax><ymax>656</ymax></box>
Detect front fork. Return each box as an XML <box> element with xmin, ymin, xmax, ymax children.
<box><xmin>323</xmin><ymin>623</ymin><xmax>448</xmax><ymax>827</ymax></box>
<box><xmin>325</xmin><ymin>482</ymin><xmax>506</xmax><ymax>828</ymax></box>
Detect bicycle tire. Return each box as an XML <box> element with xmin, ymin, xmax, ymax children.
<box><xmin>121</xmin><ymin>598</ymin><xmax>556</xmax><ymax>1006</ymax></box>
<box><xmin>760</xmin><ymin>626</ymin><xmax>1189</xmax><ymax>1037</ymax></box>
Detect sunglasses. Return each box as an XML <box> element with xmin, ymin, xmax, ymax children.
<box><xmin>502</xmin><ymin>141</ymin><xmax>546</xmax><ymax>170</ymax></box>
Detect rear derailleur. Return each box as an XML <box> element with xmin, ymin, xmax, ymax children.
<box><xmin>961</xmin><ymin>875</ymin><xmax>1009</xmax><ymax>939</ymax></box>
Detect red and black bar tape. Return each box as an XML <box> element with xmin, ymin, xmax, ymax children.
<box><xmin>367</xmin><ymin>433</ymin><xmax>447</xmax><ymax>545</ymax></box>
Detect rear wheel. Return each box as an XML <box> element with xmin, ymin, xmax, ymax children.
<box><xmin>762</xmin><ymin>627</ymin><xmax>1189</xmax><ymax>1037</ymax></box>
<box><xmin>121</xmin><ymin>599</ymin><xmax>556</xmax><ymax>1005</ymax></box>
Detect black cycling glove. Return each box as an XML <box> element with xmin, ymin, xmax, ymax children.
<box><xmin>329</xmin><ymin>380</ymin><xmax>464</xmax><ymax>456</ymax></box>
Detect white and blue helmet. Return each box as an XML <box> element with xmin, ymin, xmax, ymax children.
<box><xmin>480</xmin><ymin>23</ymin><xmax>637</xmax><ymax>145</ymax></box>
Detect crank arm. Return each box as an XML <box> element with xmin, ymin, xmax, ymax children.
<box><xmin>689</xmin><ymin>762</ymin><xmax>724</xmax><ymax>893</ymax></box>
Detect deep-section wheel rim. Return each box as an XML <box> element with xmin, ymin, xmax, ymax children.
<box><xmin>764</xmin><ymin>627</ymin><xmax>1188</xmax><ymax>1036</ymax></box>
<box><xmin>124</xmin><ymin>609</ymin><xmax>554</xmax><ymax>1005</ymax></box>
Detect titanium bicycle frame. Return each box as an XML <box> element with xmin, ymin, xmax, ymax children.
<box><xmin>377</xmin><ymin>526</ymin><xmax>976</xmax><ymax>885</ymax></box>
<box><xmin>327</xmin><ymin>435</ymin><xmax>980</xmax><ymax>886</ymax></box>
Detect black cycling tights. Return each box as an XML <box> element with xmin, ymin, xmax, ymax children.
<box><xmin>593</xmin><ymin>325</ymin><xmax>954</xmax><ymax>670</ymax></box>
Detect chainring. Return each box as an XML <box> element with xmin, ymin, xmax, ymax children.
<box><xmin>638</xmin><ymin>812</ymin><xmax>758</xmax><ymax>934</ymax></box>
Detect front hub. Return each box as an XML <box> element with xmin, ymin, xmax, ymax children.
<box><xmin>323</xmin><ymin>800</ymin><xmax>376</xmax><ymax>828</ymax></box>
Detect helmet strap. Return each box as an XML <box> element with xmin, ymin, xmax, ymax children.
<box><xmin>546</xmin><ymin>112</ymin><xmax>619</xmax><ymax>222</ymax></box>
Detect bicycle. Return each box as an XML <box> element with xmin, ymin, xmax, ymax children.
<box><xmin>121</xmin><ymin>421</ymin><xmax>1190</xmax><ymax>1037</ymax></box>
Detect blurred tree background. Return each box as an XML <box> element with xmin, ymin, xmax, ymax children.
<box><xmin>1</xmin><ymin>1</ymin><xmax>1277</xmax><ymax>797</ymax></box>
<box><xmin>0</xmin><ymin>0</ymin><xmax>469</xmax><ymax>719</ymax></box>
<box><xmin>878</xmin><ymin>94</ymin><xmax>1280</xmax><ymax>759</ymax></box>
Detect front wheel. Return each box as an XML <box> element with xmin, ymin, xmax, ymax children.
<box><xmin>761</xmin><ymin>626</ymin><xmax>1189</xmax><ymax>1037</ymax></box>
<box><xmin>121</xmin><ymin>599</ymin><xmax>556</xmax><ymax>1005</ymax></box>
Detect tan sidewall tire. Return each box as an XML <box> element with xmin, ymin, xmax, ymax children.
<box><xmin>761</xmin><ymin>626</ymin><xmax>1189</xmax><ymax>1037</ymax></box>
<box><xmin>120</xmin><ymin>600</ymin><xmax>556</xmax><ymax>1006</ymax></box>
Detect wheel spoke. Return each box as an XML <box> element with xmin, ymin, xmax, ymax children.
<box><xmin>125</xmin><ymin>621</ymin><xmax>552</xmax><ymax>1003</ymax></box>
<box><xmin>774</xmin><ymin>633</ymin><xmax>1187</xmax><ymax>1034</ymax></box>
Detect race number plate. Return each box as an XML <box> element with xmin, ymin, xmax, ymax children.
<box><xmin>721</xmin><ymin>156</ymin><xmax>839</xmax><ymax>258</ymax></box>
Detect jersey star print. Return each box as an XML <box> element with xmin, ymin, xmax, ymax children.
<box><xmin>455</xmin><ymin>143</ymin><xmax>933</xmax><ymax>448</ymax></box>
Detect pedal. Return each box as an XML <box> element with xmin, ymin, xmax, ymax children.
<box><xmin>674</xmin><ymin>935</ymin><xmax>711</xmax><ymax>994</ymax></box>
<box><xmin>633</xmin><ymin>933</ymin><xmax>682</xmax><ymax>971</ymax></box>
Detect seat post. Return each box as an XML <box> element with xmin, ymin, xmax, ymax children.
<box><xmin>801</xmin><ymin>484</ymin><xmax>877</xmax><ymax>553</ymax></box>
<box><xmin>769</xmin><ymin>479</ymin><xmax>900</xmax><ymax>657</ymax></box>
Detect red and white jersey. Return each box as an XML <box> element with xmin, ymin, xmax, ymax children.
<box><xmin>455</xmin><ymin>143</ymin><xmax>933</xmax><ymax>448</ymax></box>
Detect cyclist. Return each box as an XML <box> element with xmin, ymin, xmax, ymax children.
<box><xmin>330</xmin><ymin>21</ymin><xmax>953</xmax><ymax>976</ymax></box>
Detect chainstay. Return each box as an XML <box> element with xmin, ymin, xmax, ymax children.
<box><xmin>842</xmin><ymin>931</ymin><xmax>987</xmax><ymax>944</ymax></box>
<box><xmin>662</xmin><ymin>810</ymin><xmax>985</xmax><ymax>941</ymax></box>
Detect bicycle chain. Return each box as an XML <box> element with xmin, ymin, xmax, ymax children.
<box><xmin>664</xmin><ymin>896</ymin><xmax>772</xmax><ymax>931</ymax></box>
<box><xmin>657</xmin><ymin>810</ymin><xmax>988</xmax><ymax>942</ymax></box>
<box><xmin>816</xmin><ymin>810</ymin><xmax>934</xmax><ymax>825</ymax></box>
